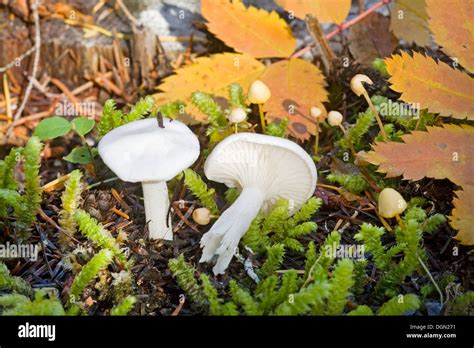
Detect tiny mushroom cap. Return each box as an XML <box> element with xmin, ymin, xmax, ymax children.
<box><xmin>98</xmin><ymin>118</ymin><xmax>200</xmax><ymax>240</ymax></box>
<box><xmin>350</xmin><ymin>74</ymin><xmax>373</xmax><ymax>97</ymax></box>
<box><xmin>193</xmin><ymin>207</ymin><xmax>211</xmax><ymax>225</ymax></box>
<box><xmin>228</xmin><ymin>107</ymin><xmax>247</xmax><ymax>124</ymax></box>
<box><xmin>200</xmin><ymin>133</ymin><xmax>317</xmax><ymax>274</ymax></box>
<box><xmin>310</xmin><ymin>106</ymin><xmax>322</xmax><ymax>118</ymax></box>
<box><xmin>248</xmin><ymin>80</ymin><xmax>271</xmax><ymax>104</ymax></box>
<box><xmin>327</xmin><ymin>110</ymin><xmax>343</xmax><ymax>126</ymax></box>
<box><xmin>378</xmin><ymin>188</ymin><xmax>408</xmax><ymax>218</ymax></box>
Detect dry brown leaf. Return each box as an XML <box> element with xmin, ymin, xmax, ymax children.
<box><xmin>426</xmin><ymin>0</ymin><xmax>474</xmax><ymax>72</ymax></box>
<box><xmin>364</xmin><ymin>124</ymin><xmax>474</xmax><ymax>245</ymax></box>
<box><xmin>201</xmin><ymin>0</ymin><xmax>295</xmax><ymax>58</ymax></box>
<box><xmin>349</xmin><ymin>13</ymin><xmax>398</xmax><ymax>67</ymax></box>
<box><xmin>153</xmin><ymin>53</ymin><xmax>265</xmax><ymax>122</ymax></box>
<box><xmin>275</xmin><ymin>0</ymin><xmax>351</xmax><ymax>24</ymax></box>
<box><xmin>389</xmin><ymin>0</ymin><xmax>431</xmax><ymax>47</ymax></box>
<box><xmin>450</xmin><ymin>185</ymin><xmax>474</xmax><ymax>245</ymax></box>
<box><xmin>385</xmin><ymin>51</ymin><xmax>474</xmax><ymax>120</ymax></box>
<box><xmin>260</xmin><ymin>58</ymin><xmax>328</xmax><ymax>141</ymax></box>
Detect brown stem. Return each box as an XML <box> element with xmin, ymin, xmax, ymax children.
<box><xmin>314</xmin><ymin>118</ymin><xmax>320</xmax><ymax>155</ymax></box>
<box><xmin>363</xmin><ymin>91</ymin><xmax>388</xmax><ymax>141</ymax></box>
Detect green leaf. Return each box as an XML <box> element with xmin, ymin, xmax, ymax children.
<box><xmin>71</xmin><ymin>117</ymin><xmax>95</xmax><ymax>137</ymax></box>
<box><xmin>63</xmin><ymin>146</ymin><xmax>96</xmax><ymax>164</ymax></box>
<box><xmin>34</xmin><ymin>116</ymin><xmax>71</xmax><ymax>140</ymax></box>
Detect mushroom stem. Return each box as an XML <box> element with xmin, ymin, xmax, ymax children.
<box><xmin>314</xmin><ymin>118</ymin><xmax>320</xmax><ymax>155</ymax></box>
<box><xmin>142</xmin><ymin>181</ymin><xmax>173</xmax><ymax>241</ymax></box>
<box><xmin>257</xmin><ymin>104</ymin><xmax>266</xmax><ymax>133</ymax></box>
<box><xmin>200</xmin><ymin>187</ymin><xmax>265</xmax><ymax>275</ymax></box>
<box><xmin>395</xmin><ymin>213</ymin><xmax>404</xmax><ymax>228</ymax></box>
<box><xmin>362</xmin><ymin>91</ymin><xmax>388</xmax><ymax>141</ymax></box>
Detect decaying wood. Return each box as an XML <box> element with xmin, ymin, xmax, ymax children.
<box><xmin>130</xmin><ymin>24</ymin><xmax>171</xmax><ymax>89</ymax></box>
<box><xmin>0</xmin><ymin>1</ymin><xmax>170</xmax><ymax>95</ymax></box>
<box><xmin>305</xmin><ymin>14</ymin><xmax>336</xmax><ymax>75</ymax></box>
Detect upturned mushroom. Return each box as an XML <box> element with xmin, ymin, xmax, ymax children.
<box><xmin>200</xmin><ymin>133</ymin><xmax>317</xmax><ymax>274</ymax></box>
<box><xmin>98</xmin><ymin>118</ymin><xmax>200</xmax><ymax>240</ymax></box>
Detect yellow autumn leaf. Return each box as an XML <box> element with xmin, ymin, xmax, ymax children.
<box><xmin>389</xmin><ymin>0</ymin><xmax>431</xmax><ymax>47</ymax></box>
<box><xmin>201</xmin><ymin>0</ymin><xmax>295</xmax><ymax>58</ymax></box>
<box><xmin>275</xmin><ymin>0</ymin><xmax>351</xmax><ymax>24</ymax></box>
<box><xmin>260</xmin><ymin>58</ymin><xmax>328</xmax><ymax>141</ymax></box>
<box><xmin>451</xmin><ymin>185</ymin><xmax>474</xmax><ymax>245</ymax></box>
<box><xmin>426</xmin><ymin>0</ymin><xmax>474</xmax><ymax>72</ymax></box>
<box><xmin>153</xmin><ymin>53</ymin><xmax>265</xmax><ymax>122</ymax></box>
<box><xmin>385</xmin><ymin>51</ymin><xmax>474</xmax><ymax>120</ymax></box>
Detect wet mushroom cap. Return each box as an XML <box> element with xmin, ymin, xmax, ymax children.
<box><xmin>204</xmin><ymin>133</ymin><xmax>317</xmax><ymax>215</ymax></box>
<box><xmin>98</xmin><ymin>118</ymin><xmax>200</xmax><ymax>183</ymax></box>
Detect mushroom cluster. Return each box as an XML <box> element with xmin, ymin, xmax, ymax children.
<box><xmin>199</xmin><ymin>133</ymin><xmax>317</xmax><ymax>274</ymax></box>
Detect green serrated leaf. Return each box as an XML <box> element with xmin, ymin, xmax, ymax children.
<box><xmin>63</xmin><ymin>146</ymin><xmax>96</xmax><ymax>164</ymax></box>
<box><xmin>34</xmin><ymin>116</ymin><xmax>71</xmax><ymax>140</ymax></box>
<box><xmin>71</xmin><ymin>117</ymin><xmax>95</xmax><ymax>137</ymax></box>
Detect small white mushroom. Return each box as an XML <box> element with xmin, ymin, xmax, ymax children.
<box><xmin>247</xmin><ymin>80</ymin><xmax>271</xmax><ymax>104</ymax></box>
<box><xmin>248</xmin><ymin>80</ymin><xmax>271</xmax><ymax>132</ymax></box>
<box><xmin>310</xmin><ymin>106</ymin><xmax>322</xmax><ymax>118</ymax></box>
<box><xmin>350</xmin><ymin>74</ymin><xmax>388</xmax><ymax>141</ymax></box>
<box><xmin>378</xmin><ymin>188</ymin><xmax>407</xmax><ymax>219</ymax></box>
<box><xmin>228</xmin><ymin>107</ymin><xmax>247</xmax><ymax>124</ymax></box>
<box><xmin>193</xmin><ymin>207</ymin><xmax>211</xmax><ymax>225</ymax></box>
<box><xmin>98</xmin><ymin>118</ymin><xmax>200</xmax><ymax>241</ymax></box>
<box><xmin>200</xmin><ymin>133</ymin><xmax>317</xmax><ymax>274</ymax></box>
<box><xmin>328</xmin><ymin>110</ymin><xmax>343</xmax><ymax>127</ymax></box>
<box><xmin>350</xmin><ymin>74</ymin><xmax>374</xmax><ymax>97</ymax></box>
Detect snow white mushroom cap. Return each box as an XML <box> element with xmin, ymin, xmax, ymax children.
<box><xmin>98</xmin><ymin>117</ymin><xmax>200</xmax><ymax>240</ymax></box>
<box><xmin>200</xmin><ymin>132</ymin><xmax>317</xmax><ymax>274</ymax></box>
<box><xmin>98</xmin><ymin>118</ymin><xmax>199</xmax><ymax>183</ymax></box>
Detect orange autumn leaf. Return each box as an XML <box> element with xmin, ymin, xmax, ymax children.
<box><xmin>275</xmin><ymin>0</ymin><xmax>351</xmax><ymax>24</ymax></box>
<box><xmin>426</xmin><ymin>0</ymin><xmax>474</xmax><ymax>72</ymax></box>
<box><xmin>450</xmin><ymin>185</ymin><xmax>474</xmax><ymax>245</ymax></box>
<box><xmin>364</xmin><ymin>124</ymin><xmax>474</xmax><ymax>186</ymax></box>
<box><xmin>364</xmin><ymin>124</ymin><xmax>474</xmax><ymax>245</ymax></box>
<box><xmin>385</xmin><ymin>52</ymin><xmax>474</xmax><ymax>120</ymax></box>
<box><xmin>201</xmin><ymin>0</ymin><xmax>295</xmax><ymax>58</ymax></box>
<box><xmin>260</xmin><ymin>58</ymin><xmax>328</xmax><ymax>140</ymax></box>
<box><xmin>153</xmin><ymin>53</ymin><xmax>265</xmax><ymax>122</ymax></box>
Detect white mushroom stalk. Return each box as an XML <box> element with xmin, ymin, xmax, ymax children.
<box><xmin>200</xmin><ymin>133</ymin><xmax>317</xmax><ymax>274</ymax></box>
<box><xmin>98</xmin><ymin>118</ymin><xmax>200</xmax><ymax>241</ymax></box>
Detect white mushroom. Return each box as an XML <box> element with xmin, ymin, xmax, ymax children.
<box><xmin>98</xmin><ymin>118</ymin><xmax>200</xmax><ymax>240</ymax></box>
<box><xmin>200</xmin><ymin>133</ymin><xmax>317</xmax><ymax>274</ymax></box>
